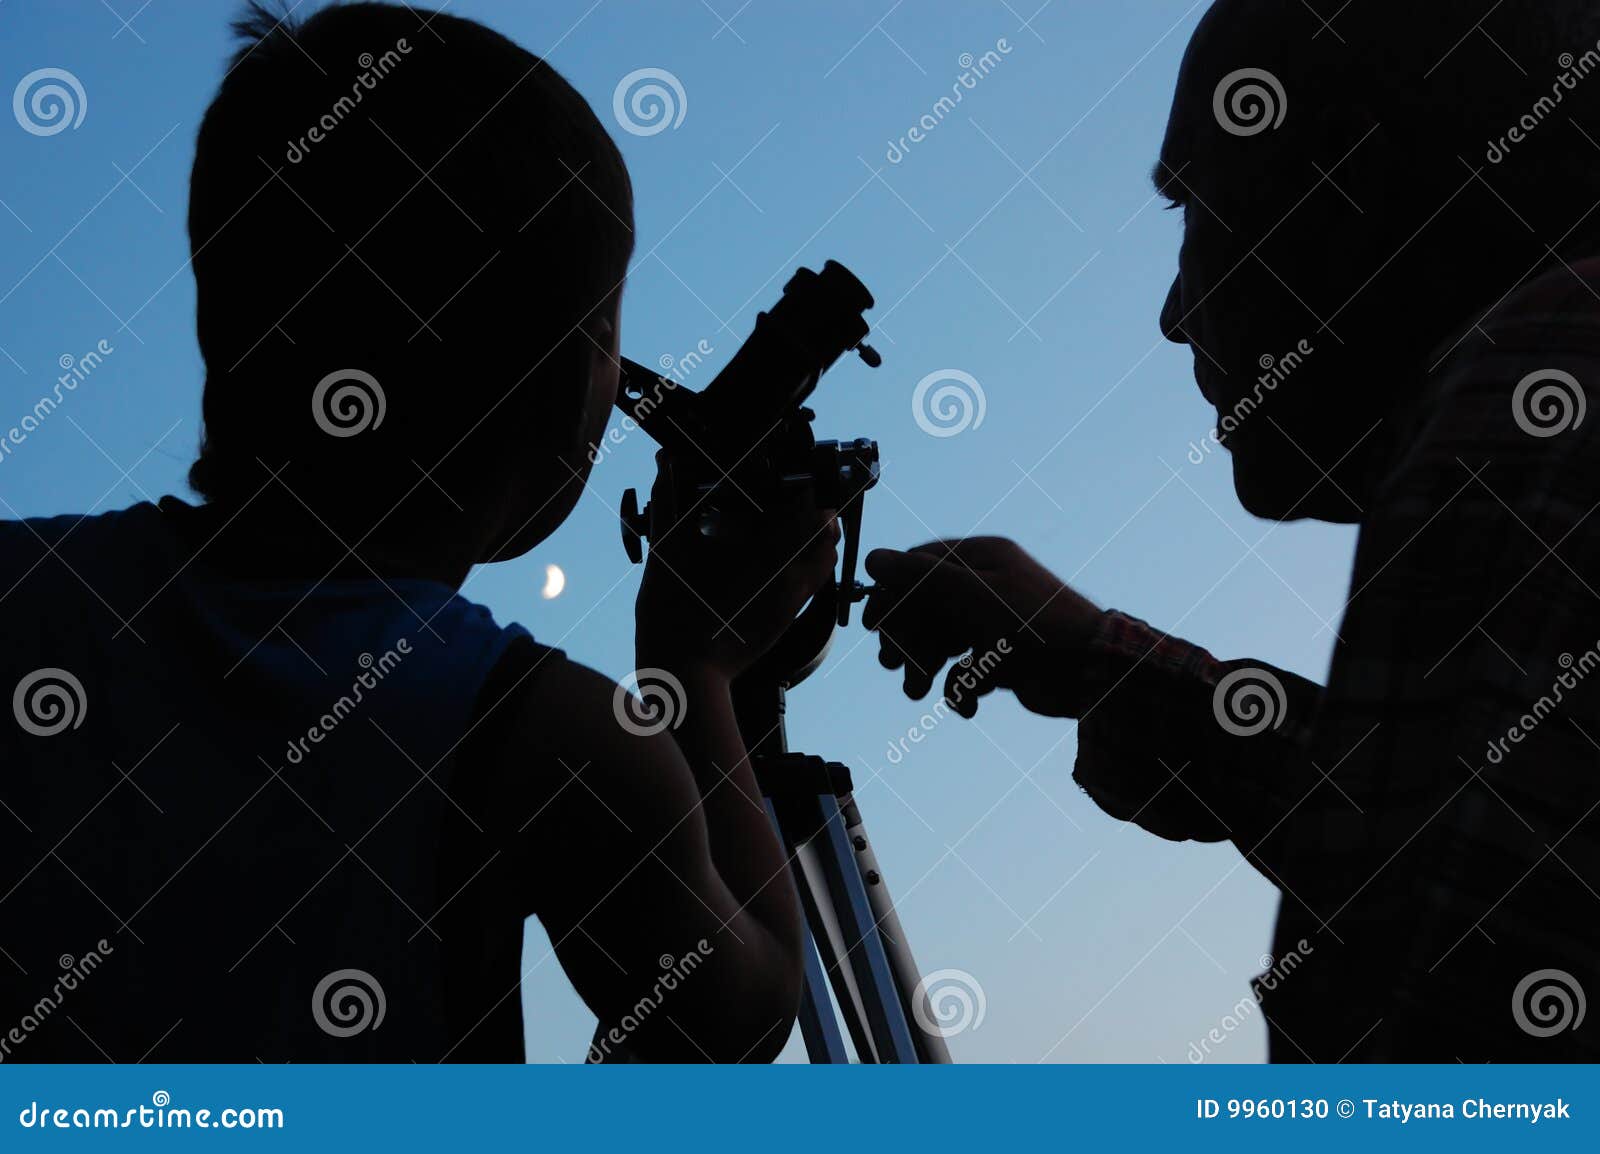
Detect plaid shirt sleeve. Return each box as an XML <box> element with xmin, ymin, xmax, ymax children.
<box><xmin>1071</xmin><ymin>611</ymin><xmax>1323</xmax><ymax>877</ymax></box>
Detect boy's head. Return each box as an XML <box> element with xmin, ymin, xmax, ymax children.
<box><xmin>1159</xmin><ymin>0</ymin><xmax>1600</xmax><ymax>522</ymax></box>
<box><xmin>188</xmin><ymin>2</ymin><xmax>633</xmax><ymax>556</ymax></box>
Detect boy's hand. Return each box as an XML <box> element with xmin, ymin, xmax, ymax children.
<box><xmin>634</xmin><ymin>499</ymin><xmax>840</xmax><ymax>679</ymax></box>
<box><xmin>862</xmin><ymin>537</ymin><xmax>1104</xmax><ymax>718</ymax></box>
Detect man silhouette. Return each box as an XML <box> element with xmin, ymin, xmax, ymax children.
<box><xmin>867</xmin><ymin>0</ymin><xmax>1600</xmax><ymax>1060</ymax></box>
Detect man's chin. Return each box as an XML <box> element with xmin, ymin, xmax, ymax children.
<box><xmin>1230</xmin><ymin>449</ymin><xmax>1364</xmax><ymax>524</ymax></box>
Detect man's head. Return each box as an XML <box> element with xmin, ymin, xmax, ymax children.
<box><xmin>188</xmin><ymin>2</ymin><xmax>632</xmax><ymax>557</ymax></box>
<box><xmin>1160</xmin><ymin>0</ymin><xmax>1600</xmax><ymax>521</ymax></box>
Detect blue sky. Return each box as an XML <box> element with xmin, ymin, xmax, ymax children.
<box><xmin>0</xmin><ymin>0</ymin><xmax>1359</xmax><ymax>1062</ymax></box>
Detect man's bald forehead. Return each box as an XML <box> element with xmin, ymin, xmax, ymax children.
<box><xmin>1180</xmin><ymin>0</ymin><xmax>1600</xmax><ymax>101</ymax></box>
<box><xmin>1160</xmin><ymin>0</ymin><xmax>1600</xmax><ymax>199</ymax></box>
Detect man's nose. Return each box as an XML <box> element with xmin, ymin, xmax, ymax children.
<box><xmin>1160</xmin><ymin>276</ymin><xmax>1188</xmax><ymax>345</ymax></box>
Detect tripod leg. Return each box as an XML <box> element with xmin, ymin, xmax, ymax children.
<box><xmin>838</xmin><ymin>796</ymin><xmax>953</xmax><ymax>1063</ymax></box>
<box><xmin>794</xmin><ymin>918</ymin><xmax>849</xmax><ymax>1063</ymax></box>
<box><xmin>784</xmin><ymin>792</ymin><xmax>919</xmax><ymax>1062</ymax></box>
<box><xmin>771</xmin><ymin>799</ymin><xmax>852</xmax><ymax>1064</ymax></box>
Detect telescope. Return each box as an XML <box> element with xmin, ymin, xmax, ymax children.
<box><xmin>610</xmin><ymin>261</ymin><xmax>950</xmax><ymax>1063</ymax></box>
<box><xmin>615</xmin><ymin>259</ymin><xmax>883</xmax><ymax>634</ymax></box>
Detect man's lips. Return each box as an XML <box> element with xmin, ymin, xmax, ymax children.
<box><xmin>1192</xmin><ymin>369</ymin><xmax>1233</xmax><ymax>447</ymax></box>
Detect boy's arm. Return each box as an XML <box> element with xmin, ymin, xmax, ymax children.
<box><xmin>487</xmin><ymin>501</ymin><xmax>838</xmax><ymax>1062</ymax></box>
<box><xmin>493</xmin><ymin>656</ymin><xmax>801</xmax><ymax>1063</ymax></box>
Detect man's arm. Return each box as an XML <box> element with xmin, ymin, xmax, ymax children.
<box><xmin>1070</xmin><ymin>609</ymin><xmax>1324</xmax><ymax>871</ymax></box>
<box><xmin>862</xmin><ymin>539</ymin><xmax>1325</xmax><ymax>876</ymax></box>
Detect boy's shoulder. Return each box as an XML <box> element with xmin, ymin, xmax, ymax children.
<box><xmin>0</xmin><ymin>503</ymin><xmax>166</xmax><ymax>619</ymax></box>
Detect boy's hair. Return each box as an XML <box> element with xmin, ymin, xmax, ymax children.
<box><xmin>187</xmin><ymin>2</ymin><xmax>633</xmax><ymax>512</ymax></box>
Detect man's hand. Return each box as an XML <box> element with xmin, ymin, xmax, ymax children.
<box><xmin>634</xmin><ymin>497</ymin><xmax>840</xmax><ymax>677</ymax></box>
<box><xmin>862</xmin><ymin>537</ymin><xmax>1104</xmax><ymax>718</ymax></box>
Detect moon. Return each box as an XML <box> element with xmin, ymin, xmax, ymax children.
<box><xmin>540</xmin><ymin>563</ymin><xmax>566</xmax><ymax>600</ymax></box>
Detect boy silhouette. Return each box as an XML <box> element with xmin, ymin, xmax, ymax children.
<box><xmin>0</xmin><ymin>3</ymin><xmax>832</xmax><ymax>1062</ymax></box>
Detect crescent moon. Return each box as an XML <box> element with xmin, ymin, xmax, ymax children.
<box><xmin>541</xmin><ymin>563</ymin><xmax>566</xmax><ymax>600</ymax></box>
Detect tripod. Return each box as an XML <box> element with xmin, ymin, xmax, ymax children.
<box><xmin>734</xmin><ymin>588</ymin><xmax>952</xmax><ymax>1064</ymax></box>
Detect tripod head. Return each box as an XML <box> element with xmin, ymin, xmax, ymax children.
<box><xmin>615</xmin><ymin>261</ymin><xmax>882</xmax><ymax>657</ymax></box>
